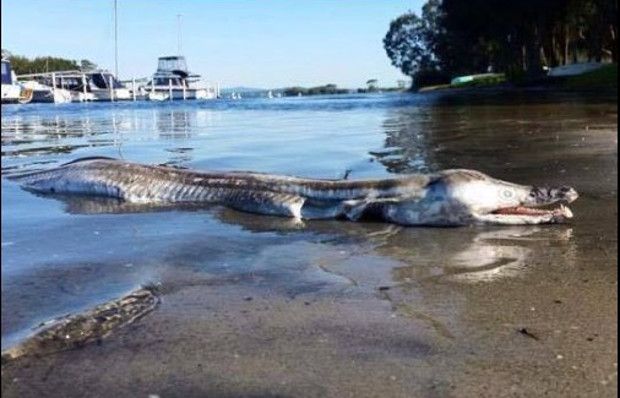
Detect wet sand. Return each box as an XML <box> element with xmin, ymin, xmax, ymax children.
<box><xmin>1</xmin><ymin>219</ymin><xmax>617</xmax><ymax>397</ymax></box>
<box><xmin>1</xmin><ymin>94</ymin><xmax>617</xmax><ymax>397</ymax></box>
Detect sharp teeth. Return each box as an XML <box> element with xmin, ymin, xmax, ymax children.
<box><xmin>560</xmin><ymin>204</ymin><xmax>573</xmax><ymax>218</ymax></box>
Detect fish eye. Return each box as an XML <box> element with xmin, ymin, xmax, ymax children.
<box><xmin>502</xmin><ymin>189</ymin><xmax>513</xmax><ymax>199</ymax></box>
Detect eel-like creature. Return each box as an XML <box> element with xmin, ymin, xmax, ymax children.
<box><xmin>7</xmin><ymin>157</ymin><xmax>578</xmax><ymax>226</ymax></box>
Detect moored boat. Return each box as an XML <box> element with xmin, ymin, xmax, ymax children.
<box><xmin>547</xmin><ymin>62</ymin><xmax>607</xmax><ymax>77</ymax></box>
<box><xmin>84</xmin><ymin>71</ymin><xmax>132</xmax><ymax>101</ymax></box>
<box><xmin>16</xmin><ymin>70</ymin><xmax>130</xmax><ymax>102</ymax></box>
<box><xmin>1</xmin><ymin>58</ymin><xmax>22</xmax><ymax>104</ymax></box>
<box><xmin>142</xmin><ymin>56</ymin><xmax>217</xmax><ymax>101</ymax></box>
<box><xmin>19</xmin><ymin>80</ymin><xmax>72</xmax><ymax>104</ymax></box>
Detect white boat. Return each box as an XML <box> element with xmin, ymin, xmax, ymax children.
<box><xmin>16</xmin><ymin>70</ymin><xmax>129</xmax><ymax>102</ymax></box>
<box><xmin>547</xmin><ymin>62</ymin><xmax>607</xmax><ymax>77</ymax></box>
<box><xmin>51</xmin><ymin>73</ymin><xmax>94</xmax><ymax>102</ymax></box>
<box><xmin>121</xmin><ymin>78</ymin><xmax>149</xmax><ymax>101</ymax></box>
<box><xmin>142</xmin><ymin>56</ymin><xmax>217</xmax><ymax>101</ymax></box>
<box><xmin>267</xmin><ymin>90</ymin><xmax>273</xmax><ymax>99</ymax></box>
<box><xmin>18</xmin><ymin>80</ymin><xmax>72</xmax><ymax>104</ymax></box>
<box><xmin>147</xmin><ymin>91</ymin><xmax>169</xmax><ymax>101</ymax></box>
<box><xmin>71</xmin><ymin>91</ymin><xmax>96</xmax><ymax>102</ymax></box>
<box><xmin>450</xmin><ymin>73</ymin><xmax>504</xmax><ymax>85</ymax></box>
<box><xmin>85</xmin><ymin>71</ymin><xmax>132</xmax><ymax>101</ymax></box>
<box><xmin>1</xmin><ymin>58</ymin><xmax>23</xmax><ymax>104</ymax></box>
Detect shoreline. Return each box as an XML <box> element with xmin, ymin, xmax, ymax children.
<box><xmin>416</xmin><ymin>82</ymin><xmax>619</xmax><ymax>96</ymax></box>
<box><xmin>416</xmin><ymin>64</ymin><xmax>618</xmax><ymax>96</ymax></box>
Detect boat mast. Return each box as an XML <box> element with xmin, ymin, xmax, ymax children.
<box><xmin>114</xmin><ymin>0</ymin><xmax>119</xmax><ymax>78</ymax></box>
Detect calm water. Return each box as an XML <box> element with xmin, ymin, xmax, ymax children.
<box><xmin>1</xmin><ymin>92</ymin><xmax>617</xmax><ymax>351</ymax></box>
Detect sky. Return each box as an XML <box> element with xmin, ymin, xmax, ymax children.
<box><xmin>1</xmin><ymin>0</ymin><xmax>423</xmax><ymax>89</ymax></box>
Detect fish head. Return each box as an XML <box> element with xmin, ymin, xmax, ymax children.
<box><xmin>439</xmin><ymin>169</ymin><xmax>578</xmax><ymax>225</ymax></box>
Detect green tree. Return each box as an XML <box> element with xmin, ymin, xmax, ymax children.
<box><xmin>383</xmin><ymin>12</ymin><xmax>435</xmax><ymax>80</ymax></box>
<box><xmin>7</xmin><ymin>55</ymin><xmax>34</xmax><ymax>75</ymax></box>
<box><xmin>366</xmin><ymin>79</ymin><xmax>378</xmax><ymax>91</ymax></box>
<box><xmin>80</xmin><ymin>59</ymin><xmax>98</xmax><ymax>71</ymax></box>
<box><xmin>384</xmin><ymin>0</ymin><xmax>618</xmax><ymax>87</ymax></box>
<box><xmin>3</xmin><ymin>51</ymin><xmax>92</xmax><ymax>75</ymax></box>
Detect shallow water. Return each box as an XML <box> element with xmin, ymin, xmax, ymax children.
<box><xmin>1</xmin><ymin>92</ymin><xmax>617</xmax><ymax>395</ymax></box>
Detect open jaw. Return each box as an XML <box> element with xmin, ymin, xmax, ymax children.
<box><xmin>491</xmin><ymin>203</ymin><xmax>573</xmax><ymax>219</ymax></box>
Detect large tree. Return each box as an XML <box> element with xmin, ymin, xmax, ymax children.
<box><xmin>80</xmin><ymin>59</ymin><xmax>98</xmax><ymax>71</ymax></box>
<box><xmin>3</xmin><ymin>51</ymin><xmax>97</xmax><ymax>75</ymax></box>
<box><xmin>384</xmin><ymin>0</ymin><xmax>617</xmax><ymax>85</ymax></box>
<box><xmin>383</xmin><ymin>12</ymin><xmax>436</xmax><ymax>84</ymax></box>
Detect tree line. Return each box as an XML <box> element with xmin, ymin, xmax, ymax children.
<box><xmin>383</xmin><ymin>0</ymin><xmax>618</xmax><ymax>88</ymax></box>
<box><xmin>2</xmin><ymin>50</ymin><xmax>98</xmax><ymax>75</ymax></box>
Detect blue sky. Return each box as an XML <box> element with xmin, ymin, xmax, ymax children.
<box><xmin>1</xmin><ymin>0</ymin><xmax>423</xmax><ymax>88</ymax></box>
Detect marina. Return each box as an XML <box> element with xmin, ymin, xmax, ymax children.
<box><xmin>1</xmin><ymin>3</ymin><xmax>219</xmax><ymax>105</ymax></box>
<box><xmin>1</xmin><ymin>58</ymin><xmax>219</xmax><ymax>105</ymax></box>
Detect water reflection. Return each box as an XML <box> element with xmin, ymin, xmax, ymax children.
<box><xmin>163</xmin><ymin>147</ymin><xmax>194</xmax><ymax>166</ymax></box>
<box><xmin>26</xmin><ymin>193</ymin><xmax>578</xmax><ymax>285</ymax></box>
<box><xmin>390</xmin><ymin>227</ymin><xmax>576</xmax><ymax>283</ymax></box>
<box><xmin>155</xmin><ymin>109</ymin><xmax>194</xmax><ymax>138</ymax></box>
<box><xmin>2</xmin><ymin>113</ymin><xmax>117</xmax><ymax>163</ymax></box>
<box><xmin>2</xmin><ymin>114</ymin><xmax>97</xmax><ymax>146</ymax></box>
<box><xmin>1</xmin><ymin>107</ymin><xmax>219</xmax><ymax>174</ymax></box>
<box><xmin>371</xmin><ymin>108</ymin><xmax>439</xmax><ymax>174</ymax></box>
<box><xmin>372</xmin><ymin>103</ymin><xmax>618</xmax><ymax>178</ymax></box>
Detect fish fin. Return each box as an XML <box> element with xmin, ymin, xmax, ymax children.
<box><xmin>225</xmin><ymin>191</ymin><xmax>306</xmax><ymax>219</ymax></box>
<box><xmin>342</xmin><ymin>199</ymin><xmax>370</xmax><ymax>221</ymax></box>
<box><xmin>299</xmin><ymin>197</ymin><xmax>392</xmax><ymax>220</ymax></box>
<box><xmin>343</xmin><ymin>197</ymin><xmax>403</xmax><ymax>221</ymax></box>
<box><xmin>61</xmin><ymin>156</ymin><xmax>119</xmax><ymax>166</ymax></box>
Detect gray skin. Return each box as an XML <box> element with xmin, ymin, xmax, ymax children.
<box><xmin>7</xmin><ymin>157</ymin><xmax>578</xmax><ymax>226</ymax></box>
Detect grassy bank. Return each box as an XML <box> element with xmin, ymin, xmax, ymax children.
<box><xmin>418</xmin><ymin>73</ymin><xmax>506</xmax><ymax>92</ymax></box>
<box><xmin>418</xmin><ymin>64</ymin><xmax>617</xmax><ymax>93</ymax></box>
<box><xmin>562</xmin><ymin>64</ymin><xmax>617</xmax><ymax>89</ymax></box>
